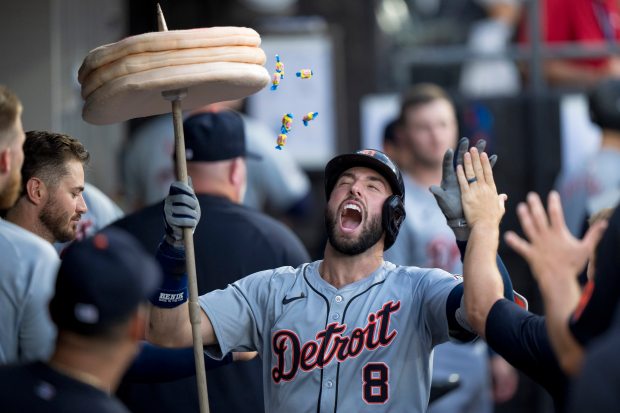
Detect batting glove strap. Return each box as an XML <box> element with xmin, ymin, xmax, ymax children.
<box><xmin>447</xmin><ymin>218</ymin><xmax>470</xmax><ymax>241</ymax></box>
<box><xmin>150</xmin><ymin>240</ymin><xmax>188</xmax><ymax>308</ymax></box>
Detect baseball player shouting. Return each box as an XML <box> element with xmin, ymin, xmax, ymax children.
<box><xmin>148</xmin><ymin>148</ymin><xmax>506</xmax><ymax>412</ymax></box>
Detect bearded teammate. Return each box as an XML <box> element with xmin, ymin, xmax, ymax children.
<box><xmin>6</xmin><ymin>131</ymin><xmax>90</xmax><ymax>244</ymax></box>
<box><xmin>148</xmin><ymin>149</ymin><xmax>505</xmax><ymax>412</ymax></box>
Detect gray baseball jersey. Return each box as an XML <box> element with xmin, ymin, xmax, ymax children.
<box><xmin>385</xmin><ymin>175</ymin><xmax>461</xmax><ymax>273</ymax></box>
<box><xmin>556</xmin><ymin>148</ymin><xmax>620</xmax><ymax>236</ymax></box>
<box><xmin>200</xmin><ymin>259</ymin><xmax>473</xmax><ymax>413</ymax></box>
<box><xmin>0</xmin><ymin>218</ymin><xmax>59</xmax><ymax>364</ymax></box>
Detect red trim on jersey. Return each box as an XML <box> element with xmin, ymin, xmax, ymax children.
<box><xmin>573</xmin><ymin>279</ymin><xmax>595</xmax><ymax>321</ymax></box>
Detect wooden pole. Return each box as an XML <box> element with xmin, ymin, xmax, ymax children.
<box><xmin>158</xmin><ymin>5</ymin><xmax>210</xmax><ymax>413</ymax></box>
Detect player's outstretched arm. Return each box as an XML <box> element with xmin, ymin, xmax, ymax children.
<box><xmin>457</xmin><ymin>147</ymin><xmax>506</xmax><ymax>337</ymax></box>
<box><xmin>504</xmin><ymin>191</ymin><xmax>607</xmax><ymax>375</ymax></box>
<box><xmin>146</xmin><ymin>181</ymin><xmax>217</xmax><ymax>347</ymax></box>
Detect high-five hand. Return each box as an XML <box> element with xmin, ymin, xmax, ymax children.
<box><xmin>504</xmin><ymin>191</ymin><xmax>607</xmax><ymax>286</ymax></box>
<box><xmin>431</xmin><ymin>137</ymin><xmax>498</xmax><ymax>240</ymax></box>
<box><xmin>456</xmin><ymin>147</ymin><xmax>506</xmax><ymax>230</ymax></box>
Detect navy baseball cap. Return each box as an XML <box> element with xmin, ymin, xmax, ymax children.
<box><xmin>181</xmin><ymin>111</ymin><xmax>261</xmax><ymax>162</ymax></box>
<box><xmin>49</xmin><ymin>228</ymin><xmax>162</xmax><ymax>336</ymax></box>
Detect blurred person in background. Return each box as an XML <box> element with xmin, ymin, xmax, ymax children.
<box><xmin>460</xmin><ymin>0</ymin><xmax>523</xmax><ymax>97</ymax></box>
<box><xmin>556</xmin><ymin>78</ymin><xmax>620</xmax><ymax>237</ymax></box>
<box><xmin>384</xmin><ymin>83</ymin><xmax>518</xmax><ymax>413</ymax></box>
<box><xmin>521</xmin><ymin>0</ymin><xmax>620</xmax><ymax>87</ymax></box>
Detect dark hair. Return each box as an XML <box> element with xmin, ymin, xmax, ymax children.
<box><xmin>589</xmin><ymin>79</ymin><xmax>620</xmax><ymax>131</ymax></box>
<box><xmin>0</xmin><ymin>85</ymin><xmax>22</xmax><ymax>145</ymax></box>
<box><xmin>397</xmin><ymin>83</ymin><xmax>454</xmax><ymax>126</ymax></box>
<box><xmin>382</xmin><ymin>118</ymin><xmax>398</xmax><ymax>146</ymax></box>
<box><xmin>22</xmin><ymin>131</ymin><xmax>90</xmax><ymax>192</ymax></box>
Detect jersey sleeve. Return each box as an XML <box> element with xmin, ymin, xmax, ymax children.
<box><xmin>122</xmin><ymin>342</ymin><xmax>233</xmax><ymax>383</ymax></box>
<box><xmin>199</xmin><ymin>268</ymin><xmax>279</xmax><ymax>359</ymax></box>
<box><xmin>486</xmin><ymin>298</ymin><xmax>568</xmax><ymax>402</ymax></box>
<box><xmin>419</xmin><ymin>269</ymin><xmax>476</xmax><ymax>346</ymax></box>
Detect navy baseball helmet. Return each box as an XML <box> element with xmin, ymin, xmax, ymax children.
<box><xmin>324</xmin><ymin>149</ymin><xmax>406</xmax><ymax>250</ymax></box>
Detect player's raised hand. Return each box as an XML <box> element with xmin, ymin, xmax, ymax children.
<box><xmin>430</xmin><ymin>137</ymin><xmax>498</xmax><ymax>240</ymax></box>
<box><xmin>456</xmin><ymin>147</ymin><xmax>506</xmax><ymax>230</ymax></box>
<box><xmin>163</xmin><ymin>180</ymin><xmax>201</xmax><ymax>248</ymax></box>
<box><xmin>504</xmin><ymin>191</ymin><xmax>608</xmax><ymax>286</ymax></box>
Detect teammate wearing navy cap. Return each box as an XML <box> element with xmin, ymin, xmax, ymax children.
<box><xmin>0</xmin><ymin>228</ymin><xmax>162</xmax><ymax>413</ymax></box>
<box><xmin>148</xmin><ymin>145</ymin><xmax>507</xmax><ymax>412</ymax></box>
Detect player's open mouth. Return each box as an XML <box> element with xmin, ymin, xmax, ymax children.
<box><xmin>341</xmin><ymin>202</ymin><xmax>362</xmax><ymax>231</ymax></box>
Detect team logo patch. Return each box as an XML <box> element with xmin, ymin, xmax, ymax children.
<box><xmin>359</xmin><ymin>149</ymin><xmax>377</xmax><ymax>157</ymax></box>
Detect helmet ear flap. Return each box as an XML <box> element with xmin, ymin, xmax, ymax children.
<box><xmin>382</xmin><ymin>195</ymin><xmax>406</xmax><ymax>250</ymax></box>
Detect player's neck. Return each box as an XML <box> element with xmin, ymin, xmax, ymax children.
<box><xmin>5</xmin><ymin>199</ymin><xmax>54</xmax><ymax>243</ymax></box>
<box><xmin>48</xmin><ymin>358</ymin><xmax>109</xmax><ymax>393</ymax></box>
<box><xmin>50</xmin><ymin>333</ymin><xmax>136</xmax><ymax>394</ymax></box>
<box><xmin>321</xmin><ymin>245</ymin><xmax>384</xmax><ymax>288</ymax></box>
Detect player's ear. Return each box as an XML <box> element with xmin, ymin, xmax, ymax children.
<box><xmin>128</xmin><ymin>306</ymin><xmax>146</xmax><ymax>342</ymax></box>
<box><xmin>0</xmin><ymin>147</ymin><xmax>10</xmax><ymax>174</ymax></box>
<box><xmin>229</xmin><ymin>157</ymin><xmax>246</xmax><ymax>187</ymax></box>
<box><xmin>25</xmin><ymin>177</ymin><xmax>47</xmax><ymax>205</ymax></box>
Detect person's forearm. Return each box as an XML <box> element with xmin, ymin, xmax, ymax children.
<box><xmin>538</xmin><ymin>275</ymin><xmax>584</xmax><ymax>376</ymax></box>
<box><xmin>544</xmin><ymin>60</ymin><xmax>603</xmax><ymax>88</ymax></box>
<box><xmin>464</xmin><ymin>224</ymin><xmax>504</xmax><ymax>337</ymax></box>
<box><xmin>457</xmin><ymin>240</ymin><xmax>514</xmax><ymax>301</ymax></box>
<box><xmin>146</xmin><ymin>303</ymin><xmax>194</xmax><ymax>347</ymax></box>
<box><xmin>147</xmin><ymin>301</ymin><xmax>218</xmax><ymax>347</ymax></box>
<box><xmin>123</xmin><ymin>342</ymin><xmax>234</xmax><ymax>383</ymax></box>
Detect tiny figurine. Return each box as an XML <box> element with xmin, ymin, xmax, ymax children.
<box><xmin>275</xmin><ymin>133</ymin><xmax>287</xmax><ymax>150</ymax></box>
<box><xmin>302</xmin><ymin>111</ymin><xmax>319</xmax><ymax>126</ymax></box>
<box><xmin>296</xmin><ymin>69</ymin><xmax>313</xmax><ymax>79</ymax></box>
<box><xmin>275</xmin><ymin>54</ymin><xmax>284</xmax><ymax>77</ymax></box>
<box><xmin>280</xmin><ymin>113</ymin><xmax>294</xmax><ymax>134</ymax></box>
<box><xmin>270</xmin><ymin>72</ymin><xmax>282</xmax><ymax>90</ymax></box>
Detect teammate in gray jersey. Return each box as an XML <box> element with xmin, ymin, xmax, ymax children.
<box><xmin>148</xmin><ymin>148</ymin><xmax>507</xmax><ymax>412</ymax></box>
<box><xmin>556</xmin><ymin>78</ymin><xmax>620</xmax><ymax>237</ymax></box>
<box><xmin>0</xmin><ymin>86</ymin><xmax>60</xmax><ymax>364</ymax></box>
